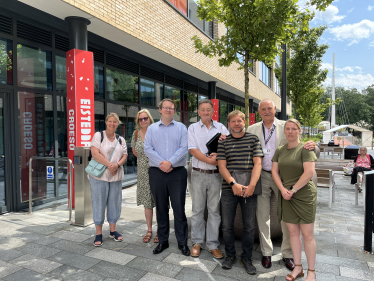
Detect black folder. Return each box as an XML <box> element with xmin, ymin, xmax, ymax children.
<box><xmin>206</xmin><ymin>133</ymin><xmax>221</xmax><ymax>155</ymax></box>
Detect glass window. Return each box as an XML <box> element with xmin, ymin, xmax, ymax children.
<box><xmin>56</xmin><ymin>54</ymin><xmax>66</xmax><ymax>94</ymax></box>
<box><xmin>228</xmin><ymin>104</ymin><xmax>234</xmax><ymax>113</ymax></box>
<box><xmin>259</xmin><ymin>61</ymin><xmax>271</xmax><ymax>88</ymax></box>
<box><xmin>275</xmin><ymin>76</ymin><xmax>280</xmax><ymax>95</ymax></box>
<box><xmin>220</xmin><ymin>117</ymin><xmax>228</xmax><ymax>128</ymax></box>
<box><xmin>95</xmin><ymin>101</ymin><xmax>105</xmax><ymax>132</ymax></box>
<box><xmin>18</xmin><ymin>92</ymin><xmax>54</xmax><ymax>202</ymax></box>
<box><xmin>164</xmin><ymin>85</ymin><xmax>181</xmax><ymax>110</ymax></box>
<box><xmin>188</xmin><ymin>0</ymin><xmax>213</xmax><ymax>37</ymax></box>
<box><xmin>106</xmin><ymin>68</ymin><xmax>138</xmax><ymax>103</ymax></box>
<box><xmin>140</xmin><ymin>79</ymin><xmax>162</xmax><ymax>107</ymax></box>
<box><xmin>235</xmin><ymin>105</ymin><xmax>240</xmax><ymax>111</ymax></box>
<box><xmin>56</xmin><ymin>95</ymin><xmax>67</xmax><ymax>157</ymax></box>
<box><xmin>183</xmin><ymin>92</ymin><xmax>198</xmax><ymax>112</ymax></box>
<box><xmin>17</xmin><ymin>44</ymin><xmax>52</xmax><ymax>90</ymax></box>
<box><xmin>168</xmin><ymin>0</ymin><xmax>187</xmax><ymax>16</ymax></box>
<box><xmin>0</xmin><ymin>38</ymin><xmax>13</xmax><ymax>85</ymax></box>
<box><xmin>94</xmin><ymin>65</ymin><xmax>104</xmax><ymax>99</ymax></box>
<box><xmin>219</xmin><ymin>101</ymin><xmax>227</xmax><ymax>117</ymax></box>
<box><xmin>198</xmin><ymin>94</ymin><xmax>208</xmax><ymax>102</ymax></box>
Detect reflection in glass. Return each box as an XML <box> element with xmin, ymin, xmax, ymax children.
<box><xmin>107</xmin><ymin>103</ymin><xmax>138</xmax><ymax>176</ymax></box>
<box><xmin>140</xmin><ymin>79</ymin><xmax>162</xmax><ymax>107</ymax></box>
<box><xmin>95</xmin><ymin>101</ymin><xmax>105</xmax><ymax>132</ymax></box>
<box><xmin>165</xmin><ymin>85</ymin><xmax>181</xmax><ymax>110</ymax></box>
<box><xmin>106</xmin><ymin>68</ymin><xmax>138</xmax><ymax>103</ymax></box>
<box><xmin>0</xmin><ymin>97</ymin><xmax>4</xmax><ymax>208</ymax></box>
<box><xmin>17</xmin><ymin>44</ymin><xmax>52</xmax><ymax>90</ymax></box>
<box><xmin>56</xmin><ymin>54</ymin><xmax>66</xmax><ymax>94</ymax></box>
<box><xmin>56</xmin><ymin>96</ymin><xmax>67</xmax><ymax>157</ymax></box>
<box><xmin>0</xmin><ymin>38</ymin><xmax>13</xmax><ymax>85</ymax></box>
<box><xmin>94</xmin><ymin>65</ymin><xmax>104</xmax><ymax>99</ymax></box>
<box><xmin>141</xmin><ymin>107</ymin><xmax>161</xmax><ymax>123</ymax></box>
<box><xmin>198</xmin><ymin>94</ymin><xmax>208</xmax><ymax>102</ymax></box>
<box><xmin>188</xmin><ymin>0</ymin><xmax>212</xmax><ymax>37</ymax></box>
<box><xmin>220</xmin><ymin>117</ymin><xmax>228</xmax><ymax>129</ymax></box>
<box><xmin>219</xmin><ymin>101</ymin><xmax>227</xmax><ymax>117</ymax></box>
<box><xmin>228</xmin><ymin>104</ymin><xmax>234</xmax><ymax>113</ymax></box>
<box><xmin>168</xmin><ymin>0</ymin><xmax>187</xmax><ymax>16</ymax></box>
<box><xmin>183</xmin><ymin>92</ymin><xmax>198</xmax><ymax>112</ymax></box>
<box><xmin>18</xmin><ymin>92</ymin><xmax>54</xmax><ymax>202</ymax></box>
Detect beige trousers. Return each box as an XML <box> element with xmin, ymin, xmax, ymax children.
<box><xmin>256</xmin><ymin>170</ymin><xmax>293</xmax><ymax>258</ymax></box>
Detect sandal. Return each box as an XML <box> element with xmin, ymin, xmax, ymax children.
<box><xmin>94</xmin><ymin>234</ymin><xmax>103</xmax><ymax>247</ymax></box>
<box><xmin>308</xmin><ymin>269</ymin><xmax>316</xmax><ymax>280</ymax></box>
<box><xmin>143</xmin><ymin>231</ymin><xmax>152</xmax><ymax>243</ymax></box>
<box><xmin>153</xmin><ymin>233</ymin><xmax>159</xmax><ymax>243</ymax></box>
<box><xmin>286</xmin><ymin>264</ymin><xmax>304</xmax><ymax>281</ymax></box>
<box><xmin>109</xmin><ymin>231</ymin><xmax>123</xmax><ymax>242</ymax></box>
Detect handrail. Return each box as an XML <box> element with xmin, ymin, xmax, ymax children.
<box><xmin>28</xmin><ymin>156</ymin><xmax>73</xmax><ymax>221</ymax></box>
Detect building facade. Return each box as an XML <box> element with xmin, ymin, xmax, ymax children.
<box><xmin>0</xmin><ymin>0</ymin><xmax>291</xmax><ymax>213</ymax></box>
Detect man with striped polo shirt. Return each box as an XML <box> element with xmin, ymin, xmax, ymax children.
<box><xmin>188</xmin><ymin>99</ymin><xmax>229</xmax><ymax>259</ymax></box>
<box><xmin>217</xmin><ymin>110</ymin><xmax>263</xmax><ymax>275</ymax></box>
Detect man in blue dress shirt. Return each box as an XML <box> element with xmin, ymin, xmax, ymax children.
<box><xmin>144</xmin><ymin>98</ymin><xmax>190</xmax><ymax>256</ymax></box>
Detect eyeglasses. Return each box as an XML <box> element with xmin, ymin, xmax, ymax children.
<box><xmin>162</xmin><ymin>107</ymin><xmax>175</xmax><ymax>111</ymax></box>
<box><xmin>139</xmin><ymin>117</ymin><xmax>149</xmax><ymax>122</ymax></box>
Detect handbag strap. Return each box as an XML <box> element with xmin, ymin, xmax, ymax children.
<box><xmin>108</xmin><ymin>137</ymin><xmax>120</xmax><ymax>162</ymax></box>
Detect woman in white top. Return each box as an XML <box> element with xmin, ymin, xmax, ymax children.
<box><xmin>90</xmin><ymin>113</ymin><xmax>128</xmax><ymax>246</ymax></box>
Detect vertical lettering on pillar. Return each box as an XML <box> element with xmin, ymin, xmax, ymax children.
<box><xmin>250</xmin><ymin>113</ymin><xmax>256</xmax><ymax>125</ymax></box>
<box><xmin>66</xmin><ymin>49</ymin><xmax>95</xmax><ymax>208</ymax></box>
<box><xmin>211</xmin><ymin>99</ymin><xmax>219</xmax><ymax>121</ymax></box>
<box><xmin>35</xmin><ymin>97</ymin><xmax>47</xmax><ymax>200</ymax></box>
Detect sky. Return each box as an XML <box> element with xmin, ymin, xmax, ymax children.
<box><xmin>298</xmin><ymin>0</ymin><xmax>374</xmax><ymax>91</ymax></box>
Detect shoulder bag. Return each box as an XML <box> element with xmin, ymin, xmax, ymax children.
<box><xmin>85</xmin><ymin>137</ymin><xmax>119</xmax><ymax>178</ymax></box>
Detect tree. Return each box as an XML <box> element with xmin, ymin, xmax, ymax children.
<box><xmin>192</xmin><ymin>0</ymin><xmax>333</xmax><ymax>128</ymax></box>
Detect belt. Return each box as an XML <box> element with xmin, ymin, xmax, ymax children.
<box><xmin>262</xmin><ymin>169</ymin><xmax>272</xmax><ymax>174</ymax></box>
<box><xmin>193</xmin><ymin>167</ymin><xmax>219</xmax><ymax>174</ymax></box>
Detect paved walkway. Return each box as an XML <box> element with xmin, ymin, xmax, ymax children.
<box><xmin>0</xmin><ymin>176</ymin><xmax>373</xmax><ymax>281</ymax></box>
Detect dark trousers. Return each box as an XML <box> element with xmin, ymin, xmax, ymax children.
<box><xmin>149</xmin><ymin>167</ymin><xmax>188</xmax><ymax>245</ymax></box>
<box><xmin>351</xmin><ymin>167</ymin><xmax>371</xmax><ymax>184</ymax></box>
<box><xmin>221</xmin><ymin>189</ymin><xmax>257</xmax><ymax>260</ymax></box>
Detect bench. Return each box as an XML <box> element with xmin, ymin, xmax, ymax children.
<box><xmin>315</xmin><ymin>168</ymin><xmax>334</xmax><ymax>208</ymax></box>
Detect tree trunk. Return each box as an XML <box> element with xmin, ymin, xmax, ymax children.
<box><xmin>294</xmin><ymin>96</ymin><xmax>298</xmax><ymax>119</ymax></box>
<box><xmin>244</xmin><ymin>51</ymin><xmax>250</xmax><ymax>129</ymax></box>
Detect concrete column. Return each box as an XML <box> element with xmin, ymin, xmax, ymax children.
<box><xmin>208</xmin><ymin>81</ymin><xmax>216</xmax><ymax>99</ymax></box>
<box><xmin>65</xmin><ymin>17</ymin><xmax>91</xmax><ymax>51</ymax></box>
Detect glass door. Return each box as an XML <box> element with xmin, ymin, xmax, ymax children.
<box><xmin>0</xmin><ymin>93</ymin><xmax>7</xmax><ymax>213</ymax></box>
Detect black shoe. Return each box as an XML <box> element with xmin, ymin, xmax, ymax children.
<box><xmin>178</xmin><ymin>245</ymin><xmax>191</xmax><ymax>256</ymax></box>
<box><xmin>282</xmin><ymin>257</ymin><xmax>295</xmax><ymax>271</ymax></box>
<box><xmin>153</xmin><ymin>242</ymin><xmax>169</xmax><ymax>254</ymax></box>
<box><xmin>241</xmin><ymin>258</ymin><xmax>256</xmax><ymax>275</ymax></box>
<box><xmin>222</xmin><ymin>256</ymin><xmax>237</xmax><ymax>269</ymax></box>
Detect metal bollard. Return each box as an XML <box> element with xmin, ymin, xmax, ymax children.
<box><xmin>363</xmin><ymin>172</ymin><xmax>374</xmax><ymax>253</ymax></box>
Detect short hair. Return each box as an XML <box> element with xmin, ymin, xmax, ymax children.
<box><xmin>158</xmin><ymin>98</ymin><xmax>177</xmax><ymax>111</ymax></box>
<box><xmin>285</xmin><ymin>118</ymin><xmax>301</xmax><ymax>130</ymax></box>
<box><xmin>360</xmin><ymin>146</ymin><xmax>367</xmax><ymax>151</ymax></box>
<box><xmin>105</xmin><ymin>112</ymin><xmax>123</xmax><ymax>124</ymax></box>
<box><xmin>198</xmin><ymin>99</ymin><xmax>213</xmax><ymax>109</ymax></box>
<box><xmin>135</xmin><ymin>109</ymin><xmax>154</xmax><ymax>130</ymax></box>
<box><xmin>227</xmin><ymin>110</ymin><xmax>245</xmax><ymax>123</ymax></box>
<box><xmin>259</xmin><ymin>99</ymin><xmax>275</xmax><ymax>108</ymax></box>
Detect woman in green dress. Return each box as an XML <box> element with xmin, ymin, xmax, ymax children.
<box><xmin>272</xmin><ymin>119</ymin><xmax>317</xmax><ymax>281</ymax></box>
<box><xmin>131</xmin><ymin>109</ymin><xmax>157</xmax><ymax>243</ymax></box>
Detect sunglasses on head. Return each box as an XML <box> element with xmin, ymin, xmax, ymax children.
<box><xmin>139</xmin><ymin>117</ymin><xmax>149</xmax><ymax>122</ymax></box>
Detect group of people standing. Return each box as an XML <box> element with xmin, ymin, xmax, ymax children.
<box><xmin>89</xmin><ymin>98</ymin><xmax>318</xmax><ymax>281</ymax></box>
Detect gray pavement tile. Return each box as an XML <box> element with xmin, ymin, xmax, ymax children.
<box><xmin>47</xmin><ymin>264</ymin><xmax>105</xmax><ymax>281</ymax></box>
<box><xmin>87</xmin><ymin>261</ymin><xmax>147</xmax><ymax>280</ymax></box>
<box><xmin>127</xmin><ymin>257</ymin><xmax>182</xmax><ymax>278</ymax></box>
<box><xmin>335</xmin><ymin>277</ymin><xmax>368</xmax><ymax>281</ymax></box>
<box><xmin>120</xmin><ymin>244</ymin><xmax>180</xmax><ymax>262</ymax></box>
<box><xmin>2</xmin><ymin>268</ymin><xmax>60</xmax><ymax>281</ymax></box>
<box><xmin>163</xmin><ymin>253</ymin><xmax>218</xmax><ymax>273</ymax></box>
<box><xmin>0</xmin><ymin>237</ymin><xmax>27</xmax><ymax>250</ymax></box>
<box><xmin>17</xmin><ymin>242</ymin><xmax>62</xmax><ymax>258</ymax></box>
<box><xmin>138</xmin><ymin>272</ymin><xmax>178</xmax><ymax>281</ymax></box>
<box><xmin>337</xmin><ymin>244</ymin><xmax>374</xmax><ymax>262</ymax></box>
<box><xmin>51</xmin><ymin>230</ymin><xmax>91</xmax><ymax>243</ymax></box>
<box><xmin>175</xmin><ymin>267</ymin><xmax>239</xmax><ymax>281</ymax></box>
<box><xmin>0</xmin><ymin>260</ymin><xmax>22</xmax><ymax>279</ymax></box>
<box><xmin>340</xmin><ymin>266</ymin><xmax>374</xmax><ymax>281</ymax></box>
<box><xmin>84</xmin><ymin>248</ymin><xmax>136</xmax><ymax>266</ymax></box>
<box><xmin>9</xmin><ymin>254</ymin><xmax>62</xmax><ymax>274</ymax></box>
<box><xmin>49</xmin><ymin>239</ymin><xmax>96</xmax><ymax>255</ymax></box>
<box><xmin>212</xmin><ymin>264</ymin><xmax>276</xmax><ymax>280</ymax></box>
<box><xmin>309</xmin><ymin>254</ymin><xmax>370</xmax><ymax>271</ymax></box>
<box><xmin>48</xmin><ymin>250</ymin><xmax>101</xmax><ymax>270</ymax></box>
<box><xmin>18</xmin><ymin>225</ymin><xmax>60</xmax><ymax>236</ymax></box>
<box><xmin>82</xmin><ymin>237</ymin><xmax>130</xmax><ymax>252</ymax></box>
<box><xmin>0</xmin><ymin>246</ymin><xmax>25</xmax><ymax>261</ymax></box>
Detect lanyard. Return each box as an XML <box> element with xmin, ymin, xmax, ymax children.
<box><xmin>262</xmin><ymin>124</ymin><xmax>275</xmax><ymax>146</ymax></box>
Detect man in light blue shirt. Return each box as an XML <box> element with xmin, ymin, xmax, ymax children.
<box><xmin>144</xmin><ymin>98</ymin><xmax>190</xmax><ymax>256</ymax></box>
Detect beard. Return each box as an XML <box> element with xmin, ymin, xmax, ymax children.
<box><xmin>232</xmin><ymin>127</ymin><xmax>244</xmax><ymax>134</ymax></box>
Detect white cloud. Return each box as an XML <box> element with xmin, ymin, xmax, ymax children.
<box><xmin>370</xmin><ymin>41</ymin><xmax>374</xmax><ymax>47</ymax></box>
<box><xmin>297</xmin><ymin>1</ymin><xmax>345</xmax><ymax>24</ymax></box>
<box><xmin>320</xmin><ymin>63</ymin><xmax>362</xmax><ymax>73</ymax></box>
<box><xmin>368</xmin><ymin>6</ymin><xmax>374</xmax><ymax>11</ymax></box>
<box><xmin>330</xmin><ymin>20</ymin><xmax>374</xmax><ymax>42</ymax></box>
<box><xmin>347</xmin><ymin>39</ymin><xmax>359</xmax><ymax>46</ymax></box>
<box><xmin>324</xmin><ymin>74</ymin><xmax>374</xmax><ymax>89</ymax></box>
<box><xmin>347</xmin><ymin>7</ymin><xmax>354</xmax><ymax>14</ymax></box>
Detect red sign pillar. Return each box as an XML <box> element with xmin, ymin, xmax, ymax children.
<box><xmin>250</xmin><ymin>113</ymin><xmax>256</xmax><ymax>125</ymax></box>
<box><xmin>66</xmin><ymin>49</ymin><xmax>95</xmax><ymax>208</ymax></box>
<box><xmin>211</xmin><ymin>99</ymin><xmax>219</xmax><ymax>121</ymax></box>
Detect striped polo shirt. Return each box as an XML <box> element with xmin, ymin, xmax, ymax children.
<box><xmin>217</xmin><ymin>132</ymin><xmax>263</xmax><ymax>190</ymax></box>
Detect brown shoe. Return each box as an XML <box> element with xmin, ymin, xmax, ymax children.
<box><xmin>209</xmin><ymin>248</ymin><xmax>223</xmax><ymax>259</ymax></box>
<box><xmin>261</xmin><ymin>256</ymin><xmax>272</xmax><ymax>268</ymax></box>
<box><xmin>191</xmin><ymin>243</ymin><xmax>201</xmax><ymax>257</ymax></box>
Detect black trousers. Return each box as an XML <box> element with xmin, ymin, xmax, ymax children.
<box><xmin>149</xmin><ymin>167</ymin><xmax>188</xmax><ymax>245</ymax></box>
<box><xmin>351</xmin><ymin>166</ymin><xmax>371</xmax><ymax>184</ymax></box>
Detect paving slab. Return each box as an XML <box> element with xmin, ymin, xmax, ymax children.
<box><xmin>48</xmin><ymin>250</ymin><xmax>101</xmax><ymax>270</ymax></box>
<box><xmin>47</xmin><ymin>264</ymin><xmax>105</xmax><ymax>281</ymax></box>
<box><xmin>120</xmin><ymin>244</ymin><xmax>180</xmax><ymax>262</ymax></box>
<box><xmin>0</xmin><ymin>246</ymin><xmax>25</xmax><ymax>262</ymax></box>
<box><xmin>51</xmin><ymin>230</ymin><xmax>91</xmax><ymax>243</ymax></box>
<box><xmin>17</xmin><ymin>242</ymin><xmax>62</xmax><ymax>258</ymax></box>
<box><xmin>84</xmin><ymin>248</ymin><xmax>136</xmax><ymax>266</ymax></box>
<box><xmin>126</xmin><ymin>256</ymin><xmax>182</xmax><ymax>278</ymax></box>
<box><xmin>0</xmin><ymin>260</ymin><xmax>22</xmax><ymax>279</ymax></box>
<box><xmin>138</xmin><ymin>272</ymin><xmax>178</xmax><ymax>281</ymax></box>
<box><xmin>87</xmin><ymin>261</ymin><xmax>147</xmax><ymax>281</ymax></box>
<box><xmin>163</xmin><ymin>253</ymin><xmax>218</xmax><ymax>273</ymax></box>
<box><xmin>2</xmin><ymin>268</ymin><xmax>60</xmax><ymax>281</ymax></box>
<box><xmin>175</xmin><ymin>267</ymin><xmax>238</xmax><ymax>281</ymax></box>
<box><xmin>9</xmin><ymin>254</ymin><xmax>62</xmax><ymax>274</ymax></box>
<box><xmin>49</xmin><ymin>239</ymin><xmax>96</xmax><ymax>255</ymax></box>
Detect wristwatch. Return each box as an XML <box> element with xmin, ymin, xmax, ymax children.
<box><xmin>229</xmin><ymin>181</ymin><xmax>237</xmax><ymax>187</ymax></box>
<box><xmin>117</xmin><ymin>163</ymin><xmax>120</xmax><ymax>169</ymax></box>
<box><xmin>290</xmin><ymin>186</ymin><xmax>297</xmax><ymax>194</ymax></box>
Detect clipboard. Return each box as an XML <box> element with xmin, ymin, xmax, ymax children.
<box><xmin>206</xmin><ymin>133</ymin><xmax>221</xmax><ymax>155</ymax></box>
